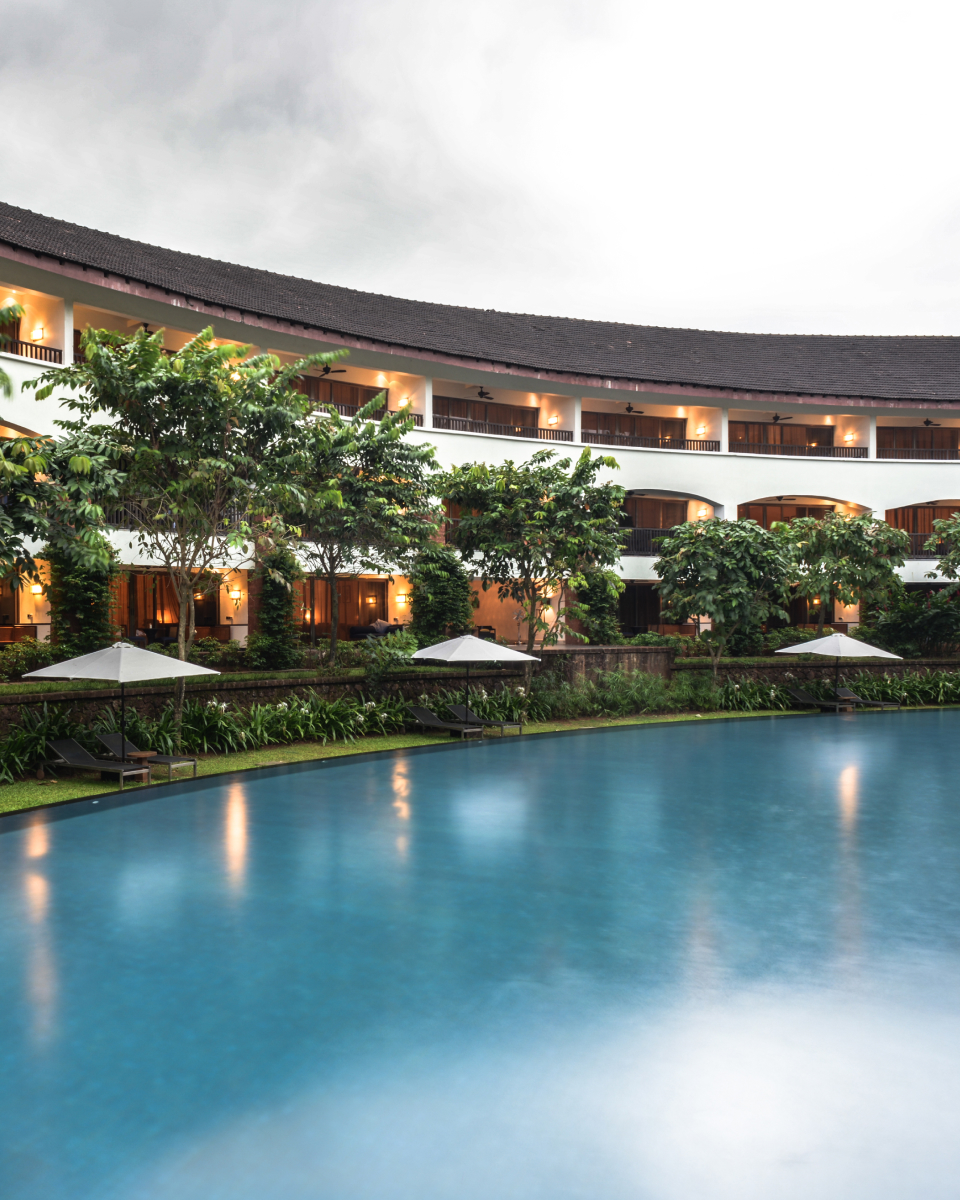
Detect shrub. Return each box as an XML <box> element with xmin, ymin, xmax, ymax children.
<box><xmin>408</xmin><ymin>544</ymin><xmax>476</xmax><ymax>647</ymax></box>
<box><xmin>866</xmin><ymin>588</ymin><xmax>960</xmax><ymax>658</ymax></box>
<box><xmin>188</xmin><ymin>636</ymin><xmax>245</xmax><ymax>671</ymax></box>
<box><xmin>0</xmin><ymin>639</ymin><xmax>59</xmax><ymax>681</ymax></box>
<box><xmin>364</xmin><ymin>629</ymin><xmax>419</xmax><ymax>685</ymax></box>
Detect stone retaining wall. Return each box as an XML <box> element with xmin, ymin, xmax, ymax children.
<box><xmin>673</xmin><ymin>657</ymin><xmax>960</xmax><ymax>685</ymax></box>
<box><xmin>0</xmin><ymin>667</ymin><xmax>523</xmax><ymax>735</ymax></box>
<box><xmin>534</xmin><ymin>645</ymin><xmax>673</xmax><ymax>682</ymax></box>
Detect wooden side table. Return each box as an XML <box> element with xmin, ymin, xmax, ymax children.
<box><xmin>125</xmin><ymin>750</ymin><xmax>157</xmax><ymax>783</ymax></box>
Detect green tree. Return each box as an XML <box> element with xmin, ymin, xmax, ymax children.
<box><xmin>573</xmin><ymin>567</ymin><xmax>625</xmax><ymax>645</ymax></box>
<box><xmin>443</xmin><ymin>448</ymin><xmax>625</xmax><ymax>655</ymax></box>
<box><xmin>785</xmin><ymin>511</ymin><xmax>909</xmax><ymax>635</ymax></box>
<box><xmin>0</xmin><ymin>429</ymin><xmax>122</xmax><ymax>584</ymax></box>
<box><xmin>45</xmin><ymin>536</ymin><xmax>121</xmax><ymax>656</ymax></box>
<box><xmin>28</xmin><ymin>326</ymin><xmax>340</xmax><ymax>714</ymax></box>
<box><xmin>292</xmin><ymin>398</ymin><xmax>441</xmax><ymax>665</ymax></box>
<box><xmin>654</xmin><ymin>518</ymin><xmax>792</xmax><ymax>678</ymax></box>
<box><xmin>927</xmin><ymin>513</ymin><xmax>960</xmax><ymax>581</ymax></box>
<box><xmin>0</xmin><ymin>302</ymin><xmax>24</xmax><ymax>400</ymax></box>
<box><xmin>246</xmin><ymin>547</ymin><xmax>304</xmax><ymax>671</ymax></box>
<box><xmin>407</xmin><ymin>543</ymin><xmax>476</xmax><ymax>647</ymax></box>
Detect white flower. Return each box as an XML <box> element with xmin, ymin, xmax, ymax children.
<box><xmin>364</xmin><ymin>701</ymin><xmax>377</xmax><ymax>711</ymax></box>
<box><xmin>515</xmin><ymin>687</ymin><xmax>526</xmax><ymax>697</ymax></box>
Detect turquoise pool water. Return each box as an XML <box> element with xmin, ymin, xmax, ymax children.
<box><xmin>2</xmin><ymin>712</ymin><xmax>960</xmax><ymax>1199</ymax></box>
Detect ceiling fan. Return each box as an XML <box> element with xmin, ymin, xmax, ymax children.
<box><xmin>770</xmin><ymin>413</ymin><xmax>793</xmax><ymax>423</ymax></box>
<box><xmin>319</xmin><ymin>364</ymin><xmax>346</xmax><ymax>377</ymax></box>
<box><xmin>477</xmin><ymin>387</ymin><xmax>494</xmax><ymax>400</ymax></box>
<box><xmin>923</xmin><ymin>418</ymin><xmax>941</xmax><ymax>427</ymax></box>
<box><xmin>625</xmin><ymin>404</ymin><xmax>644</xmax><ymax>414</ymax></box>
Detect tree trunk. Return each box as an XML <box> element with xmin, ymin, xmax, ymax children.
<box><xmin>524</xmin><ymin>582</ymin><xmax>538</xmax><ymax>687</ymax></box>
<box><xmin>327</xmin><ymin>568</ymin><xmax>340</xmax><ymax>665</ymax></box>
<box><xmin>816</xmin><ymin>590</ymin><xmax>829</xmax><ymax>637</ymax></box>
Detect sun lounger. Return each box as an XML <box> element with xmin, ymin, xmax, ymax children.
<box><xmin>406</xmin><ymin>706</ymin><xmax>483</xmax><ymax>739</ymax></box>
<box><xmin>445</xmin><ymin>704</ymin><xmax>522</xmax><ymax>735</ymax></box>
<box><xmin>834</xmin><ymin>687</ymin><xmax>900</xmax><ymax>711</ymax></box>
<box><xmin>96</xmin><ymin>732</ymin><xmax>198</xmax><ymax>780</ymax></box>
<box><xmin>785</xmin><ymin>687</ymin><xmax>842</xmax><ymax>713</ymax></box>
<box><xmin>46</xmin><ymin>739</ymin><xmax>152</xmax><ymax>789</ymax></box>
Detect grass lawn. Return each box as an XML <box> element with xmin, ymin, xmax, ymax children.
<box><xmin>0</xmin><ymin>709</ymin><xmax>797</xmax><ymax>817</ymax></box>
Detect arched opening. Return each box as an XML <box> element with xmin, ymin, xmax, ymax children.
<box><xmin>622</xmin><ymin>489</ymin><xmax>719</xmax><ymax>555</ymax></box>
<box><xmin>737</xmin><ymin>495</ymin><xmax>869</xmax><ymax>529</ymax></box>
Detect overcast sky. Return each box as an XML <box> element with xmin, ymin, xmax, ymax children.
<box><xmin>1</xmin><ymin>0</ymin><xmax>958</xmax><ymax>336</ymax></box>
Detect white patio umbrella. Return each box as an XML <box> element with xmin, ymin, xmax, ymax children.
<box><xmin>775</xmin><ymin>631</ymin><xmax>901</xmax><ymax>693</ymax></box>
<box><xmin>24</xmin><ymin>642</ymin><xmax>219</xmax><ymax>758</ymax></box>
<box><xmin>411</xmin><ymin>634</ymin><xmax>539</xmax><ymax>713</ymax></box>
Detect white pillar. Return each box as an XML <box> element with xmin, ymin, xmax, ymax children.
<box><xmin>62</xmin><ymin>298</ymin><xmax>73</xmax><ymax>365</ymax></box>
<box><xmin>423</xmin><ymin>376</ymin><xmax>433</xmax><ymax>428</ymax></box>
<box><xmin>720</xmin><ymin>407</ymin><xmax>729</xmax><ymax>453</ymax></box>
<box><xmin>573</xmin><ymin>396</ymin><xmax>582</xmax><ymax>442</ymax></box>
<box><xmin>867</xmin><ymin>413</ymin><xmax>877</xmax><ymax>458</ymax></box>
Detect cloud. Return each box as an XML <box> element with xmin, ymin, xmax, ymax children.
<box><xmin>1</xmin><ymin>0</ymin><xmax>960</xmax><ymax>334</ymax></box>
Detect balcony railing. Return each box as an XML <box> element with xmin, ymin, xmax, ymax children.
<box><xmin>905</xmin><ymin>533</ymin><xmax>952</xmax><ymax>559</ymax></box>
<box><xmin>322</xmin><ymin>402</ymin><xmax>423</xmax><ymax>425</ymax></box>
<box><xmin>730</xmin><ymin>443</ymin><xmax>867</xmax><ymax>458</ymax></box>
<box><xmin>0</xmin><ymin>339</ymin><xmax>62</xmax><ymax>364</ymax></box>
<box><xmin>878</xmin><ymin>447</ymin><xmax>960</xmax><ymax>460</ymax></box>
<box><xmin>583</xmin><ymin>432</ymin><xmax>720</xmax><ymax>452</ymax></box>
<box><xmin>433</xmin><ymin>415</ymin><xmax>571</xmax><ymax>441</ymax></box>
<box><xmin>621</xmin><ymin>527</ymin><xmax>676</xmax><ymax>556</ymax></box>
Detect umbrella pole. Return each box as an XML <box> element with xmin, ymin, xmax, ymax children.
<box><xmin>120</xmin><ymin>681</ymin><xmax>126</xmax><ymax>761</ymax></box>
<box><xmin>835</xmin><ymin>656</ymin><xmax>840</xmax><ymax>697</ymax></box>
<box><xmin>465</xmin><ymin>662</ymin><xmax>470</xmax><ymax>717</ymax></box>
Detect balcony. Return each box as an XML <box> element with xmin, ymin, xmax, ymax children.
<box><xmin>583</xmin><ymin>432</ymin><xmax>719</xmax><ymax>452</ymax></box>
<box><xmin>432</xmin><ymin>415</ymin><xmax>571</xmax><ymax>441</ymax></box>
<box><xmin>327</xmin><ymin>402</ymin><xmax>423</xmax><ymax>425</ymax></box>
<box><xmin>621</xmin><ymin>527</ymin><xmax>675</xmax><ymax>556</ymax></box>
<box><xmin>904</xmin><ymin>533</ymin><xmax>951</xmax><ymax>559</ymax></box>
<box><xmin>1</xmin><ymin>339</ymin><xmax>62</xmax><ymax>364</ymax></box>
<box><xmin>878</xmin><ymin>447</ymin><xmax>960</xmax><ymax>461</ymax></box>
<box><xmin>731</xmin><ymin>443</ymin><xmax>867</xmax><ymax>459</ymax></box>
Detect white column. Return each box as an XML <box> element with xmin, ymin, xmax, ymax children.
<box><xmin>62</xmin><ymin>298</ymin><xmax>73</xmax><ymax>365</ymax></box>
<box><xmin>573</xmin><ymin>396</ymin><xmax>582</xmax><ymax>443</ymax></box>
<box><xmin>423</xmin><ymin>376</ymin><xmax>433</xmax><ymax>428</ymax></box>
<box><xmin>867</xmin><ymin>413</ymin><xmax>877</xmax><ymax>458</ymax></box>
<box><xmin>720</xmin><ymin>406</ymin><xmax>729</xmax><ymax>453</ymax></box>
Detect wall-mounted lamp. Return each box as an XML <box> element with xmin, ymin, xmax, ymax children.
<box><xmin>228</xmin><ymin>588</ymin><xmax>242</xmax><ymax>600</ymax></box>
<box><xmin>366</xmin><ymin>595</ymin><xmax>377</xmax><ymax>605</ymax></box>
<box><xmin>230</xmin><ymin>371</ymin><xmax>241</xmax><ymax>382</ymax></box>
<box><xmin>697</xmin><ymin>507</ymin><xmax>709</xmax><ymax>518</ymax></box>
<box><xmin>396</xmin><ymin>592</ymin><xmax>408</xmax><ymax>605</ymax></box>
<box><xmin>398</xmin><ymin>395</ymin><xmax>411</xmax><ymax>407</ymax></box>
<box><xmin>843</xmin><ymin>431</ymin><xmax>855</xmax><ymax>442</ymax></box>
<box><xmin>31</xmin><ymin>326</ymin><xmax>45</xmax><ymax>342</ymax></box>
<box><xmin>547</xmin><ymin>413</ymin><xmax>560</xmax><ymax>426</ymax></box>
<box><xmin>696</xmin><ymin>425</ymin><xmax>707</xmax><ymax>436</ymax></box>
<box><xmin>30</xmin><ymin>584</ymin><xmax>43</xmax><ymax>595</ymax></box>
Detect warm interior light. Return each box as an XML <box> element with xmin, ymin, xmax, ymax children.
<box><xmin>696</xmin><ymin>425</ymin><xmax>707</xmax><ymax>436</ymax></box>
<box><xmin>547</xmin><ymin>413</ymin><xmax>559</xmax><ymax>426</ymax></box>
<box><xmin>398</xmin><ymin>395</ymin><xmax>410</xmax><ymax>407</ymax></box>
<box><xmin>697</xmin><ymin>507</ymin><xmax>709</xmax><ymax>518</ymax></box>
<box><xmin>396</xmin><ymin>592</ymin><xmax>408</xmax><ymax>605</ymax></box>
<box><xmin>844</xmin><ymin>431</ymin><xmax>855</xmax><ymax>442</ymax></box>
<box><xmin>30</xmin><ymin>326</ymin><xmax>44</xmax><ymax>341</ymax></box>
<box><xmin>366</xmin><ymin>595</ymin><xmax>377</xmax><ymax>605</ymax></box>
<box><xmin>229</xmin><ymin>588</ymin><xmax>242</xmax><ymax>600</ymax></box>
<box><xmin>30</xmin><ymin>584</ymin><xmax>43</xmax><ymax>595</ymax></box>
<box><xmin>230</xmin><ymin>371</ymin><xmax>241</xmax><ymax>381</ymax></box>
<box><xmin>376</xmin><ymin>373</ymin><xmax>387</xmax><ymax>386</ymax></box>
<box><xmin>2</xmin><ymin>296</ymin><xmax>15</xmax><ymax>307</ymax></box>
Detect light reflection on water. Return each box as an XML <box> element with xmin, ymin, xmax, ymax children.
<box><xmin>2</xmin><ymin>712</ymin><xmax>960</xmax><ymax>1199</ymax></box>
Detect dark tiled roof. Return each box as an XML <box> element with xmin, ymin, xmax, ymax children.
<box><xmin>1</xmin><ymin>200</ymin><xmax>958</xmax><ymax>402</ymax></box>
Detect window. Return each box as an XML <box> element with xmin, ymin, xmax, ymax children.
<box><xmin>433</xmin><ymin>396</ymin><xmax>538</xmax><ymax>428</ymax></box>
<box><xmin>625</xmin><ymin>498</ymin><xmax>687</xmax><ymax>528</ymax></box>
<box><xmin>737</xmin><ymin>504</ymin><xmax>835</xmax><ymax>529</ymax></box>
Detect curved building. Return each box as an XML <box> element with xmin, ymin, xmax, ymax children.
<box><xmin>2</xmin><ymin>200</ymin><xmax>958</xmax><ymax>641</ymax></box>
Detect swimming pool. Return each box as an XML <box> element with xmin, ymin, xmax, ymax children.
<box><xmin>2</xmin><ymin>711</ymin><xmax>960</xmax><ymax>1199</ymax></box>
